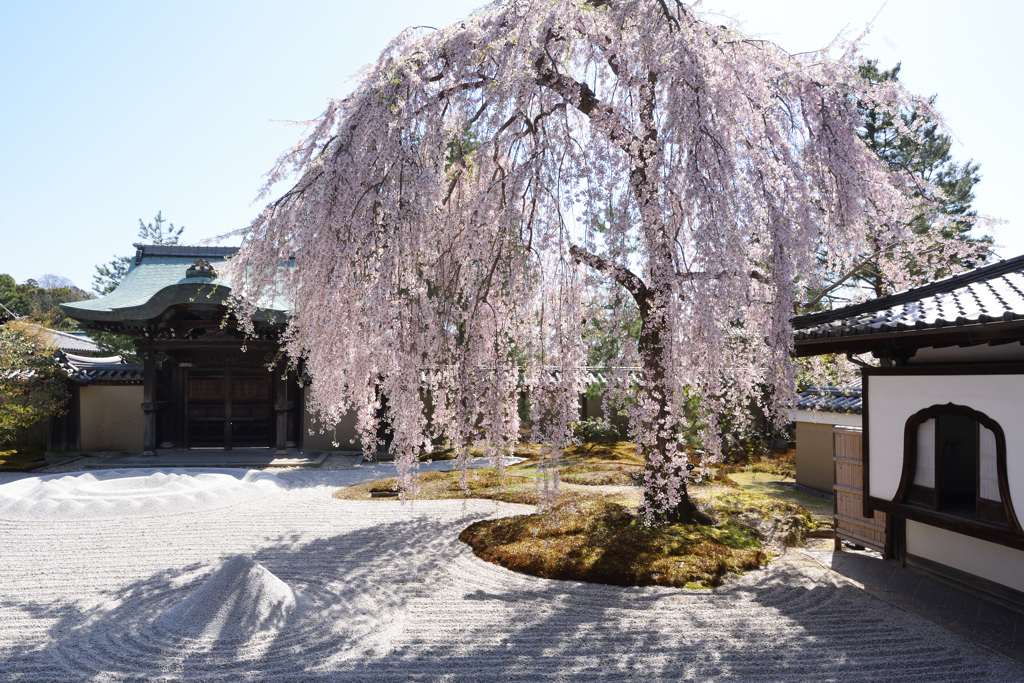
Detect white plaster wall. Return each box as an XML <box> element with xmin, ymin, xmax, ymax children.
<box><xmin>905</xmin><ymin>520</ymin><xmax>1024</xmax><ymax>593</ymax></box>
<box><xmin>910</xmin><ymin>343</ymin><xmax>1024</xmax><ymax>364</ymax></box>
<box><xmin>867</xmin><ymin>374</ymin><xmax>1024</xmax><ymax>504</ymax></box>
<box><xmin>791</xmin><ymin>410</ymin><xmax>862</xmax><ymax>428</ymax></box>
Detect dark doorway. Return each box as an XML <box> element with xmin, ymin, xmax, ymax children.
<box><xmin>186</xmin><ymin>368</ymin><xmax>273</xmax><ymax>450</ymax></box>
<box><xmin>937</xmin><ymin>414</ymin><xmax>977</xmax><ymax>514</ymax></box>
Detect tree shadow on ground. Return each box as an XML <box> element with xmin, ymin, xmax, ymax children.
<box><xmin>0</xmin><ymin>513</ymin><xmax>1018</xmax><ymax>681</ymax></box>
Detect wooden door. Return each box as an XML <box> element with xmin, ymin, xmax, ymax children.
<box><xmin>833</xmin><ymin>426</ymin><xmax>888</xmax><ymax>554</ymax></box>
<box><xmin>186</xmin><ymin>368</ymin><xmax>273</xmax><ymax>450</ymax></box>
<box><xmin>230</xmin><ymin>372</ymin><xmax>273</xmax><ymax>448</ymax></box>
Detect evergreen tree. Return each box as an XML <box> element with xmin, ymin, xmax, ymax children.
<box><xmin>0</xmin><ymin>274</ymin><xmax>91</xmax><ymax>330</ymax></box>
<box><xmin>92</xmin><ymin>211</ymin><xmax>184</xmax><ymax>294</ymax></box>
<box><xmin>854</xmin><ymin>61</ymin><xmax>991</xmax><ymax>297</ymax></box>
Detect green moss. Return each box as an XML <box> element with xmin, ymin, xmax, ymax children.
<box><xmin>0</xmin><ymin>448</ymin><xmax>47</xmax><ymax>472</ymax></box>
<box><xmin>724</xmin><ymin>471</ymin><xmax>832</xmax><ymax>523</ymax></box>
<box><xmin>417</xmin><ymin>446</ymin><xmax>485</xmax><ymax>462</ymax></box>
<box><xmin>335</xmin><ymin>468</ymin><xmax>547</xmax><ymax>505</ymax></box>
<box><xmin>558</xmin><ymin>462</ymin><xmax>640</xmax><ymax>486</ymax></box>
<box><xmin>459</xmin><ymin>499</ymin><xmax>768</xmax><ymax>589</ymax></box>
<box><xmin>714</xmin><ymin>449</ymin><xmax>796</xmax><ymax>479</ymax></box>
<box><xmin>559</xmin><ymin>440</ymin><xmax>644</xmax><ymax>465</ymax></box>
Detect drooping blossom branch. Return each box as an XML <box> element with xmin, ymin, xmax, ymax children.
<box><xmin>223</xmin><ymin>0</ymin><xmax>956</xmax><ymax>521</ymax></box>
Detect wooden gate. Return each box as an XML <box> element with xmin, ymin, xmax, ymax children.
<box><xmin>833</xmin><ymin>426</ymin><xmax>888</xmax><ymax>553</ymax></box>
<box><xmin>185</xmin><ymin>368</ymin><xmax>273</xmax><ymax>450</ymax></box>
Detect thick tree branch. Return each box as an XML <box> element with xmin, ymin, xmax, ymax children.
<box><xmin>571</xmin><ymin>242</ymin><xmax>763</xmax><ymax>307</ymax></box>
<box><xmin>797</xmin><ymin>243</ymin><xmax>942</xmax><ymax>311</ymax></box>
<box><xmin>568</xmin><ymin>243</ymin><xmax>650</xmax><ymax>315</ymax></box>
<box><xmin>533</xmin><ymin>46</ymin><xmax>641</xmax><ymax>155</ymax></box>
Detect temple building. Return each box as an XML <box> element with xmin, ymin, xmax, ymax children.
<box><xmin>60</xmin><ymin>243</ymin><xmax>356</xmax><ymax>457</ymax></box>
<box><xmin>793</xmin><ymin>253</ymin><xmax>1024</xmax><ymax>606</ymax></box>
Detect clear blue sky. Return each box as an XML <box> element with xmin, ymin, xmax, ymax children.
<box><xmin>2</xmin><ymin>1</ymin><xmax>1021</xmax><ymax>291</ymax></box>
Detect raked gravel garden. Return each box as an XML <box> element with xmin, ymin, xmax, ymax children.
<box><xmin>0</xmin><ymin>457</ymin><xmax>1021</xmax><ymax>681</ymax></box>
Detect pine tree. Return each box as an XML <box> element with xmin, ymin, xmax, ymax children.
<box><xmin>855</xmin><ymin>61</ymin><xmax>991</xmax><ymax>297</ymax></box>
<box><xmin>92</xmin><ymin>212</ymin><xmax>184</xmax><ymax>295</ymax></box>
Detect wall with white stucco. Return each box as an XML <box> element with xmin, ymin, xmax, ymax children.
<box><xmin>867</xmin><ymin>373</ymin><xmax>1024</xmax><ymax>505</ymax></box>
<box><xmin>905</xmin><ymin>520</ymin><xmax>1024</xmax><ymax>593</ymax></box>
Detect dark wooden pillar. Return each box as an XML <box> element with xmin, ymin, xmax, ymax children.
<box><xmin>141</xmin><ymin>343</ymin><xmax>157</xmax><ymax>455</ymax></box>
<box><xmin>224</xmin><ymin>366</ymin><xmax>233</xmax><ymax>451</ymax></box>
<box><xmin>274</xmin><ymin>362</ymin><xmax>289</xmax><ymax>455</ymax></box>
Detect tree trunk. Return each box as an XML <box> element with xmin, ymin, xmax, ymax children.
<box><xmin>567</xmin><ymin>243</ymin><xmax>713</xmax><ymax>525</ymax></box>
<box><xmin>636</xmin><ymin>307</ymin><xmax>713</xmax><ymax>525</ymax></box>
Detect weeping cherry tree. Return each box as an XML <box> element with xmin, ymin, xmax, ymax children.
<box><xmin>226</xmin><ymin>0</ymin><xmax>956</xmax><ymax>522</ymax></box>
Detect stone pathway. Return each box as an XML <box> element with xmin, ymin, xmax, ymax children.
<box><xmin>802</xmin><ymin>545</ymin><xmax>1024</xmax><ymax>663</ymax></box>
<box><xmin>84</xmin><ymin>448</ymin><xmax>332</xmax><ymax>468</ymax></box>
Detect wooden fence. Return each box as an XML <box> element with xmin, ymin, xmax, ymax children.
<box><xmin>833</xmin><ymin>426</ymin><xmax>887</xmax><ymax>553</ymax></box>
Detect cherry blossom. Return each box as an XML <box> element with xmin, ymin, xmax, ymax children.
<box><xmin>226</xmin><ymin>0</ymin><xmax>950</xmax><ymax>521</ymax></box>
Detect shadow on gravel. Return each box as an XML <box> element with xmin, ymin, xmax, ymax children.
<box><xmin>1</xmin><ymin>517</ymin><xmax>1019</xmax><ymax>682</ymax></box>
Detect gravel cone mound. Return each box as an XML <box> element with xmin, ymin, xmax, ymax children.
<box><xmin>47</xmin><ymin>549</ymin><xmax>401</xmax><ymax>679</ymax></box>
<box><xmin>159</xmin><ymin>555</ymin><xmax>297</xmax><ymax>640</ymax></box>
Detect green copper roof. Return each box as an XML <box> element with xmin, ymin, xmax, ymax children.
<box><xmin>62</xmin><ymin>245</ymin><xmax>289</xmax><ymax>327</ymax></box>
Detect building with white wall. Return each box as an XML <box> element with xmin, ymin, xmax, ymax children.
<box><xmin>793</xmin><ymin>255</ymin><xmax>1024</xmax><ymax>606</ymax></box>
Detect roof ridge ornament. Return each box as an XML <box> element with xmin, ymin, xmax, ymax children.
<box><xmin>186</xmin><ymin>259</ymin><xmax>217</xmax><ymax>279</ymax></box>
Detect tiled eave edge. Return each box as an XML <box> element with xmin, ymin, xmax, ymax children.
<box><xmin>792</xmin><ymin>319</ymin><xmax>1024</xmax><ymax>358</ymax></box>
<box><xmin>790</xmin><ymin>253</ymin><xmax>1024</xmax><ymax>331</ymax></box>
<box><xmin>794</xmin><ymin>311</ymin><xmax>1023</xmax><ymax>340</ymax></box>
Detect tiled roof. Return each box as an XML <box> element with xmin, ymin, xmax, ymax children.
<box><xmin>62</xmin><ymin>352</ymin><xmax>144</xmax><ymax>384</ymax></box>
<box><xmin>65</xmin><ymin>251</ymin><xmax>234</xmax><ymax>317</ymax></box>
<box><xmin>792</xmin><ymin>254</ymin><xmax>1024</xmax><ymax>342</ymax></box>
<box><xmin>132</xmin><ymin>243</ymin><xmax>239</xmax><ymax>264</ymax></box>
<box><xmin>32</xmin><ymin>326</ymin><xmax>104</xmax><ymax>354</ymax></box>
<box><xmin>795</xmin><ymin>385</ymin><xmax>862</xmax><ymax>414</ymax></box>
<box><xmin>12</xmin><ymin>324</ymin><xmax>105</xmax><ymax>354</ymax></box>
<box><xmin>62</xmin><ymin>243</ymin><xmax>289</xmax><ymax>326</ymax></box>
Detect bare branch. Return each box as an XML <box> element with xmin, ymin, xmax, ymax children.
<box><xmin>798</xmin><ymin>243</ymin><xmax>942</xmax><ymax>311</ymax></box>
<box><xmin>569</xmin><ymin>243</ymin><xmax>649</xmax><ymax>314</ymax></box>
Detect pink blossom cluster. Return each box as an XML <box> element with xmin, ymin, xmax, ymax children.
<box><xmin>224</xmin><ymin>0</ymin><xmax>954</xmax><ymax>515</ymax></box>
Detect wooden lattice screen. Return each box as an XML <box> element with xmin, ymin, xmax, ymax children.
<box><xmin>833</xmin><ymin>426</ymin><xmax>887</xmax><ymax>553</ymax></box>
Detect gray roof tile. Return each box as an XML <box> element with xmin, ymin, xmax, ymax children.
<box><xmin>61</xmin><ymin>352</ymin><xmax>144</xmax><ymax>384</ymax></box>
<box><xmin>24</xmin><ymin>325</ymin><xmax>103</xmax><ymax>354</ymax></box>
<box><xmin>796</xmin><ymin>384</ymin><xmax>862</xmax><ymax>414</ymax></box>
<box><xmin>792</xmin><ymin>254</ymin><xmax>1024</xmax><ymax>341</ymax></box>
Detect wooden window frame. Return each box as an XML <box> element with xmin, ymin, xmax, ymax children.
<box><xmin>863</xmin><ymin>364</ymin><xmax>1024</xmax><ymax>550</ymax></box>
<box><xmin>896</xmin><ymin>404</ymin><xmax>1017</xmax><ymax>528</ymax></box>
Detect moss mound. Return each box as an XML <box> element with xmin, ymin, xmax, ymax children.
<box><xmin>0</xmin><ymin>449</ymin><xmax>46</xmax><ymax>472</ymax></box>
<box><xmin>459</xmin><ymin>498</ymin><xmax>768</xmax><ymax>589</ymax></box>
<box><xmin>559</xmin><ymin>441</ymin><xmax>643</xmax><ymax>465</ymax></box>
<box><xmin>558</xmin><ymin>462</ymin><xmax>640</xmax><ymax>486</ymax></box>
<box><xmin>334</xmin><ymin>468</ymin><xmax>545</xmax><ymax>505</ymax></box>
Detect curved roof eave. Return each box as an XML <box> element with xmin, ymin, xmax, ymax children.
<box><xmin>61</xmin><ymin>246</ymin><xmax>290</xmax><ymax>327</ymax></box>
